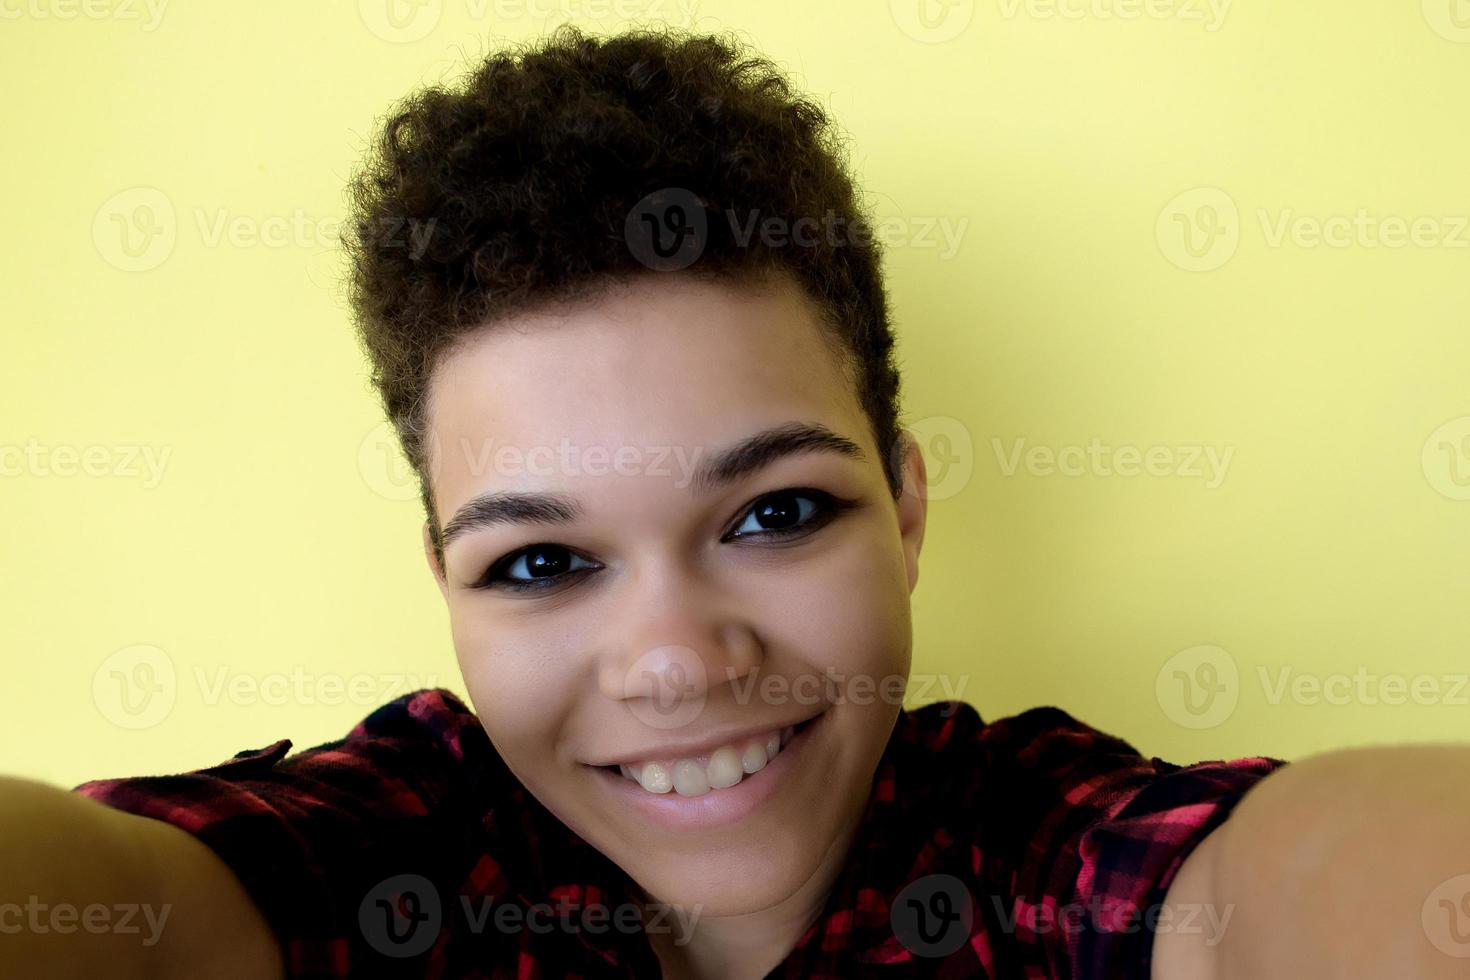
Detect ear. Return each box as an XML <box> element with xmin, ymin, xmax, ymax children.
<box><xmin>894</xmin><ymin>429</ymin><xmax>928</xmax><ymax>594</ymax></box>
<box><xmin>423</xmin><ymin>521</ymin><xmax>450</xmax><ymax>602</ymax></box>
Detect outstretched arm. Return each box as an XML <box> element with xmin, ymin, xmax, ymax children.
<box><xmin>1154</xmin><ymin>744</ymin><xmax>1470</xmax><ymax>978</ymax></box>
<box><xmin>0</xmin><ymin>776</ymin><xmax>283</xmax><ymax>979</ymax></box>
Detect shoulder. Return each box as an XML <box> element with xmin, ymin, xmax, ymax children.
<box><xmin>338</xmin><ymin>686</ymin><xmax>493</xmax><ymax>769</ymax></box>
<box><xmin>901</xmin><ymin>699</ymin><xmax>1285</xmax><ymax>790</ymax></box>
<box><xmin>72</xmin><ymin>686</ymin><xmax>501</xmax><ymax>826</ymax></box>
<box><xmin>891</xmin><ymin>700</ymin><xmax>1155</xmax><ymax>785</ymax></box>
<box><xmin>68</xmin><ymin>687</ymin><xmax>515</xmax><ymax>977</ymax></box>
<box><xmin>925</xmin><ymin>702</ymin><xmax>1288</xmax><ymax>978</ymax></box>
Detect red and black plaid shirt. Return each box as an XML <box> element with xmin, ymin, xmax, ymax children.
<box><xmin>73</xmin><ymin>689</ymin><xmax>1287</xmax><ymax>978</ymax></box>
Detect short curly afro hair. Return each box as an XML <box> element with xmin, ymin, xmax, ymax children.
<box><xmin>344</xmin><ymin>24</ymin><xmax>905</xmax><ymax>567</ymax></box>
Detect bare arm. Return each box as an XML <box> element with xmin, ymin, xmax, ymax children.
<box><xmin>1154</xmin><ymin>744</ymin><xmax>1470</xmax><ymax>979</ymax></box>
<box><xmin>0</xmin><ymin>776</ymin><xmax>284</xmax><ymax>980</ymax></box>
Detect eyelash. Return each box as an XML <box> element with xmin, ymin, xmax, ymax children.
<box><xmin>470</xmin><ymin>487</ymin><xmax>856</xmax><ymax>595</ymax></box>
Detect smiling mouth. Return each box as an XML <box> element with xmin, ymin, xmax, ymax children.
<box><xmin>592</xmin><ymin>713</ymin><xmax>822</xmax><ymax>798</ymax></box>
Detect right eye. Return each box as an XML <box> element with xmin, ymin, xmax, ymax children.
<box><xmin>472</xmin><ymin>544</ymin><xmax>599</xmax><ymax>594</ymax></box>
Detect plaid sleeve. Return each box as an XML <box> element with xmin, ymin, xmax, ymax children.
<box><xmin>979</xmin><ymin>706</ymin><xmax>1289</xmax><ymax>980</ymax></box>
<box><xmin>71</xmin><ymin>687</ymin><xmax>489</xmax><ymax>979</ymax></box>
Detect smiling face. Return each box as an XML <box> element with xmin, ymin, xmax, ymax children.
<box><xmin>420</xmin><ymin>270</ymin><xmax>927</xmax><ymax>917</ymax></box>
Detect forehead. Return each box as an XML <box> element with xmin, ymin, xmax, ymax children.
<box><xmin>425</xmin><ymin>274</ymin><xmax>864</xmax><ymax>506</ymax></box>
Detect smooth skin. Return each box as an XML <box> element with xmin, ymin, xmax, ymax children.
<box><xmin>0</xmin><ymin>775</ymin><xmax>283</xmax><ymax>979</ymax></box>
<box><xmin>418</xmin><ymin>271</ymin><xmax>927</xmax><ymax>979</ymax></box>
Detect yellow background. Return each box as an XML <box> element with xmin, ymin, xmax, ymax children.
<box><xmin>3</xmin><ymin>0</ymin><xmax>1468</xmax><ymax>788</ymax></box>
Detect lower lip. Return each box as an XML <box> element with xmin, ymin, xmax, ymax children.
<box><xmin>588</xmin><ymin>712</ymin><xmax>825</xmax><ymax>832</ymax></box>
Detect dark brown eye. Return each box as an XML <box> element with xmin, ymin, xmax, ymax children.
<box><xmin>473</xmin><ymin>488</ymin><xmax>855</xmax><ymax>595</ymax></box>
<box><xmin>732</xmin><ymin>491</ymin><xmax>814</xmax><ymax>535</ymax></box>
<box><xmin>724</xmin><ymin>488</ymin><xmax>853</xmax><ymax>542</ymax></box>
<box><xmin>475</xmin><ymin>544</ymin><xmax>595</xmax><ymax>593</ymax></box>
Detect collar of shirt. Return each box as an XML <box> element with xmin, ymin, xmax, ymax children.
<box><xmin>508</xmin><ymin>706</ymin><xmax>978</xmax><ymax>974</ymax></box>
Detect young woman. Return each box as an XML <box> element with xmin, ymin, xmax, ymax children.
<box><xmin>9</xmin><ymin>24</ymin><xmax>1467</xmax><ymax>980</ymax></box>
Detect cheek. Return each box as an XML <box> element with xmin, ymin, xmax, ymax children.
<box><xmin>449</xmin><ymin>605</ymin><xmax>579</xmax><ymax>772</ymax></box>
<box><xmin>760</xmin><ymin>522</ymin><xmax>913</xmax><ymax>683</ymax></box>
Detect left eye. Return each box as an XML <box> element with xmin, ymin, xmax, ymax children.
<box><xmin>723</xmin><ymin>489</ymin><xmax>833</xmax><ymax>541</ymax></box>
<box><xmin>470</xmin><ymin>488</ymin><xmax>853</xmax><ymax>595</ymax></box>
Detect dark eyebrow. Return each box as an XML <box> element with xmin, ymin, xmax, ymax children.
<box><xmin>438</xmin><ymin>421</ymin><xmax>868</xmax><ymax>552</ymax></box>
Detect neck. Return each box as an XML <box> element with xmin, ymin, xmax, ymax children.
<box><xmin>639</xmin><ymin>810</ymin><xmax>864</xmax><ymax>980</ymax></box>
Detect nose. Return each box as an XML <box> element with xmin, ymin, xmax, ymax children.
<box><xmin>597</xmin><ymin>567</ymin><xmax>764</xmax><ymax>731</ymax></box>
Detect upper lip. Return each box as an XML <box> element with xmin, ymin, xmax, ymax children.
<box><xmin>589</xmin><ymin>710</ymin><xmax>823</xmax><ymax>767</ymax></box>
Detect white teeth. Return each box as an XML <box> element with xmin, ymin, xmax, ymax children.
<box><xmin>741</xmin><ymin>740</ymin><xmax>768</xmax><ymax>774</ymax></box>
<box><xmin>616</xmin><ymin>729</ymin><xmax>793</xmax><ymax>797</ymax></box>
<box><xmin>672</xmin><ymin>759</ymin><xmax>710</xmax><ymax>796</ymax></box>
<box><xmin>706</xmin><ymin>746</ymin><xmax>744</xmax><ymax>789</ymax></box>
<box><xmin>638</xmin><ymin>761</ymin><xmax>672</xmax><ymax>794</ymax></box>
